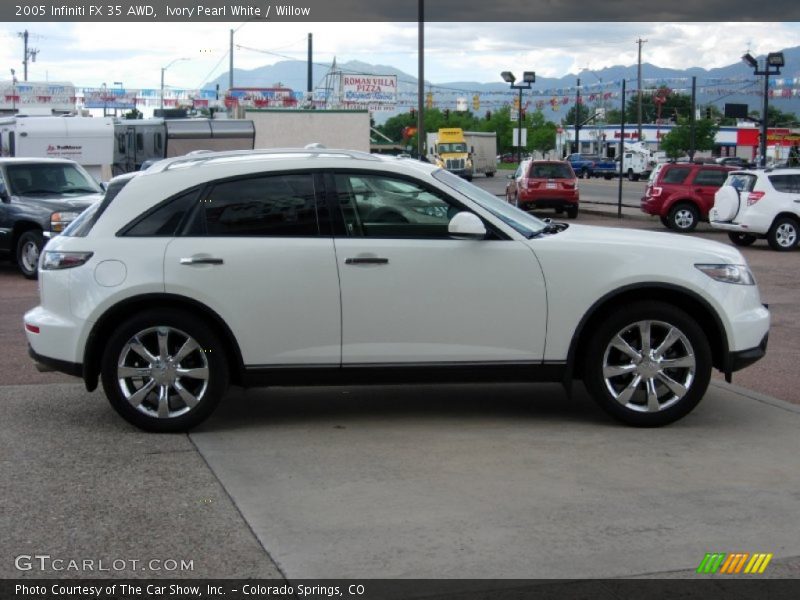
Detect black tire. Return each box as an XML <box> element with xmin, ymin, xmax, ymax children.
<box><xmin>581</xmin><ymin>168</ymin><xmax>591</xmax><ymax>179</ymax></box>
<box><xmin>101</xmin><ymin>309</ymin><xmax>229</xmax><ymax>432</ymax></box>
<box><xmin>659</xmin><ymin>216</ymin><xmax>670</xmax><ymax>228</ymax></box>
<box><xmin>667</xmin><ymin>202</ymin><xmax>699</xmax><ymax>233</ymax></box>
<box><xmin>583</xmin><ymin>301</ymin><xmax>712</xmax><ymax>427</ymax></box>
<box><xmin>16</xmin><ymin>229</ymin><xmax>44</xmax><ymax>279</ymax></box>
<box><xmin>486</xmin><ymin>171</ymin><xmax>495</xmax><ymax>178</ymax></box>
<box><xmin>565</xmin><ymin>205</ymin><xmax>579</xmax><ymax>219</ymax></box>
<box><xmin>766</xmin><ymin>216</ymin><xmax>799</xmax><ymax>251</ymax></box>
<box><xmin>604</xmin><ymin>174</ymin><xmax>613</xmax><ymax>180</ymax></box>
<box><xmin>728</xmin><ymin>232</ymin><xmax>757</xmax><ymax>247</ymax></box>
<box><xmin>627</xmin><ymin>169</ymin><xmax>636</xmax><ymax>182</ymax></box>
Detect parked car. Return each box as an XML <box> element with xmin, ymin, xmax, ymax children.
<box><xmin>640</xmin><ymin>162</ymin><xmax>735</xmax><ymax>232</ymax></box>
<box><xmin>25</xmin><ymin>148</ymin><xmax>769</xmax><ymax>432</ymax></box>
<box><xmin>716</xmin><ymin>156</ymin><xmax>753</xmax><ymax>169</ymax></box>
<box><xmin>710</xmin><ymin>167</ymin><xmax>800</xmax><ymax>251</ymax></box>
<box><xmin>506</xmin><ymin>160</ymin><xmax>579</xmax><ymax>218</ymax></box>
<box><xmin>0</xmin><ymin>158</ymin><xmax>104</xmax><ymax>278</ymax></box>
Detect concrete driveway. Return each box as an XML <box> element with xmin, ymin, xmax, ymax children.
<box><xmin>2</xmin><ymin>378</ymin><xmax>799</xmax><ymax>582</ymax></box>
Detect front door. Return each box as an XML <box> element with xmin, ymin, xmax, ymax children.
<box><xmin>329</xmin><ymin>171</ymin><xmax>547</xmax><ymax>364</ymax></box>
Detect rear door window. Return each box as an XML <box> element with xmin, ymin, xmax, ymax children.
<box><xmin>661</xmin><ymin>167</ymin><xmax>691</xmax><ymax>184</ymax></box>
<box><xmin>692</xmin><ymin>169</ymin><xmax>728</xmax><ymax>187</ymax></box>
<box><xmin>768</xmin><ymin>174</ymin><xmax>800</xmax><ymax>193</ymax></box>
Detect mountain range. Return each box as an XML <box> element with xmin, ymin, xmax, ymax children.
<box><xmin>204</xmin><ymin>46</ymin><xmax>800</xmax><ymax>124</ymax></box>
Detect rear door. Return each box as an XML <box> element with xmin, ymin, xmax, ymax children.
<box><xmin>690</xmin><ymin>167</ymin><xmax>730</xmax><ymax>215</ymax></box>
<box><xmin>163</xmin><ymin>171</ymin><xmax>341</xmax><ymax>366</ymax></box>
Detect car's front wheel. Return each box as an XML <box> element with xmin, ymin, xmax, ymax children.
<box><xmin>767</xmin><ymin>216</ymin><xmax>798</xmax><ymax>251</ymax></box>
<box><xmin>16</xmin><ymin>230</ymin><xmax>44</xmax><ymax>279</ymax></box>
<box><xmin>583</xmin><ymin>301</ymin><xmax>712</xmax><ymax>427</ymax></box>
<box><xmin>101</xmin><ymin>309</ymin><xmax>229</xmax><ymax>432</ymax></box>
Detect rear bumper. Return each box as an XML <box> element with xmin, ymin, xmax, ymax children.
<box><xmin>520</xmin><ymin>198</ymin><xmax>579</xmax><ymax>210</ymax></box>
<box><xmin>28</xmin><ymin>345</ymin><xmax>83</xmax><ymax>378</ymax></box>
<box><xmin>640</xmin><ymin>196</ymin><xmax>664</xmax><ymax>216</ymax></box>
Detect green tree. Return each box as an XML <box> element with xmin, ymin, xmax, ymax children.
<box><xmin>528</xmin><ymin>110</ymin><xmax>557</xmax><ymax>156</ymax></box>
<box><xmin>660</xmin><ymin>117</ymin><xmax>718</xmax><ymax>159</ymax></box>
<box><xmin>627</xmin><ymin>87</ymin><xmax>692</xmax><ymax>124</ymax></box>
<box><xmin>749</xmin><ymin>105</ymin><xmax>800</xmax><ymax>127</ymax></box>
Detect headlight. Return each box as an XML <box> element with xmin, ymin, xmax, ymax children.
<box><xmin>695</xmin><ymin>264</ymin><xmax>755</xmax><ymax>285</ymax></box>
<box><xmin>50</xmin><ymin>211</ymin><xmax>80</xmax><ymax>233</ymax></box>
<box><xmin>41</xmin><ymin>251</ymin><xmax>94</xmax><ymax>270</ymax></box>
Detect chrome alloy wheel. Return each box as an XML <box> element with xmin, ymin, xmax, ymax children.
<box><xmin>774</xmin><ymin>222</ymin><xmax>797</xmax><ymax>248</ymax></box>
<box><xmin>116</xmin><ymin>326</ymin><xmax>209</xmax><ymax>419</ymax></box>
<box><xmin>602</xmin><ymin>320</ymin><xmax>696</xmax><ymax>413</ymax></box>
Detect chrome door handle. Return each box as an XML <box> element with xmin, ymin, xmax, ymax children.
<box><xmin>180</xmin><ymin>257</ymin><xmax>224</xmax><ymax>265</ymax></box>
<box><xmin>345</xmin><ymin>257</ymin><xmax>389</xmax><ymax>265</ymax></box>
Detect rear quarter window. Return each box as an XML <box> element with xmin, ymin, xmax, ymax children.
<box><xmin>768</xmin><ymin>174</ymin><xmax>800</xmax><ymax>193</ymax></box>
<box><xmin>726</xmin><ymin>173</ymin><xmax>757</xmax><ymax>193</ymax></box>
<box><xmin>661</xmin><ymin>167</ymin><xmax>691</xmax><ymax>184</ymax></box>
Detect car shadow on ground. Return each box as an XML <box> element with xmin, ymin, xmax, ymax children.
<box><xmin>195</xmin><ymin>382</ymin><xmax>624</xmax><ymax>434</ymax></box>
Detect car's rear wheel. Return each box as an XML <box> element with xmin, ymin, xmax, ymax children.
<box><xmin>101</xmin><ymin>309</ymin><xmax>229</xmax><ymax>432</ymax></box>
<box><xmin>16</xmin><ymin>230</ymin><xmax>44</xmax><ymax>279</ymax></box>
<box><xmin>767</xmin><ymin>216</ymin><xmax>798</xmax><ymax>251</ymax></box>
<box><xmin>728</xmin><ymin>232</ymin><xmax>757</xmax><ymax>247</ymax></box>
<box><xmin>667</xmin><ymin>202</ymin><xmax>699</xmax><ymax>232</ymax></box>
<box><xmin>565</xmin><ymin>205</ymin><xmax>579</xmax><ymax>219</ymax></box>
<box><xmin>583</xmin><ymin>301</ymin><xmax>711</xmax><ymax>427</ymax></box>
<box><xmin>581</xmin><ymin>168</ymin><xmax>590</xmax><ymax>179</ymax></box>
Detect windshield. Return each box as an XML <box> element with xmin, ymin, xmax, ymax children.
<box><xmin>438</xmin><ymin>143</ymin><xmax>467</xmax><ymax>154</ymax></box>
<box><xmin>432</xmin><ymin>169</ymin><xmax>546</xmax><ymax>237</ymax></box>
<box><xmin>5</xmin><ymin>163</ymin><xmax>102</xmax><ymax>196</ymax></box>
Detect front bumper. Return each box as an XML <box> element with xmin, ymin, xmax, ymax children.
<box><xmin>728</xmin><ymin>333</ymin><xmax>768</xmax><ymax>376</ymax></box>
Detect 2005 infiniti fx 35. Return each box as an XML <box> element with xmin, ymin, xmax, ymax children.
<box><xmin>24</xmin><ymin>148</ymin><xmax>769</xmax><ymax>432</ymax></box>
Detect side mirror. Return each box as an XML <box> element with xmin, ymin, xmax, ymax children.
<box><xmin>99</xmin><ymin>181</ymin><xmax>108</xmax><ymax>191</ymax></box>
<box><xmin>507</xmin><ymin>174</ymin><xmax>514</xmax><ymax>179</ymax></box>
<box><xmin>448</xmin><ymin>212</ymin><xmax>486</xmax><ymax>240</ymax></box>
<box><xmin>0</xmin><ymin>181</ymin><xmax>8</xmax><ymax>203</ymax></box>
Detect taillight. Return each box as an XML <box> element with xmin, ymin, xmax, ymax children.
<box><xmin>649</xmin><ymin>186</ymin><xmax>662</xmax><ymax>198</ymax></box>
<box><xmin>41</xmin><ymin>251</ymin><xmax>94</xmax><ymax>271</ymax></box>
<box><xmin>747</xmin><ymin>191</ymin><xmax>765</xmax><ymax>206</ymax></box>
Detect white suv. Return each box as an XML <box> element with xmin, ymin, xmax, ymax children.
<box><xmin>24</xmin><ymin>149</ymin><xmax>770</xmax><ymax>431</ymax></box>
<box><xmin>710</xmin><ymin>168</ymin><xmax>800</xmax><ymax>251</ymax></box>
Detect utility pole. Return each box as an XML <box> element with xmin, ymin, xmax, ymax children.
<box><xmin>636</xmin><ymin>37</ymin><xmax>647</xmax><ymax>143</ymax></box>
<box><xmin>417</xmin><ymin>0</ymin><xmax>425</xmax><ymax>161</ymax></box>
<box><xmin>574</xmin><ymin>78</ymin><xmax>581</xmax><ymax>154</ymax></box>
<box><xmin>307</xmin><ymin>33</ymin><xmax>313</xmax><ymax>100</ymax></box>
<box><xmin>229</xmin><ymin>29</ymin><xmax>234</xmax><ymax>92</ymax></box>
<box><xmin>18</xmin><ymin>30</ymin><xmax>39</xmax><ymax>81</ymax></box>
<box><xmin>689</xmin><ymin>76</ymin><xmax>697</xmax><ymax>161</ymax></box>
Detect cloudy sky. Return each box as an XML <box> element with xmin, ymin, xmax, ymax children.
<box><xmin>1</xmin><ymin>21</ymin><xmax>798</xmax><ymax>90</ymax></box>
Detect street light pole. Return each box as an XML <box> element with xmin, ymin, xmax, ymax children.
<box><xmin>160</xmin><ymin>58</ymin><xmax>190</xmax><ymax>111</ymax></box>
<box><xmin>501</xmin><ymin>71</ymin><xmax>535</xmax><ymax>165</ymax></box>
<box><xmin>743</xmin><ymin>52</ymin><xmax>784</xmax><ymax>167</ymax></box>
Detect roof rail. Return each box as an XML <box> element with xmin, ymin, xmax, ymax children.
<box><xmin>155</xmin><ymin>147</ymin><xmax>380</xmax><ymax>172</ymax></box>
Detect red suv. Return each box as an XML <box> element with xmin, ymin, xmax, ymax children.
<box><xmin>641</xmin><ymin>162</ymin><xmax>735</xmax><ymax>232</ymax></box>
<box><xmin>505</xmin><ymin>160</ymin><xmax>579</xmax><ymax>218</ymax></box>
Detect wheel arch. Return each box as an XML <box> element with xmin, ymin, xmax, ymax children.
<box><xmin>771</xmin><ymin>212</ymin><xmax>800</xmax><ymax>227</ymax></box>
<box><xmin>11</xmin><ymin>221</ymin><xmax>43</xmax><ymax>257</ymax></box>
<box><xmin>82</xmin><ymin>293</ymin><xmax>245</xmax><ymax>392</ymax></box>
<box><xmin>564</xmin><ymin>283</ymin><xmax>730</xmax><ymax>388</ymax></box>
<box><xmin>662</xmin><ymin>196</ymin><xmax>700</xmax><ymax>216</ymax></box>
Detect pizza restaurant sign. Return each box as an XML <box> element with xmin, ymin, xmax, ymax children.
<box><xmin>341</xmin><ymin>75</ymin><xmax>397</xmax><ymax>108</ymax></box>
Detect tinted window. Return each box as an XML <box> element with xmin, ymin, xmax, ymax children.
<box><xmin>202</xmin><ymin>173</ymin><xmax>318</xmax><ymax>236</ymax></box>
<box><xmin>661</xmin><ymin>167</ymin><xmax>691</xmax><ymax>184</ymax></box>
<box><xmin>692</xmin><ymin>169</ymin><xmax>728</xmax><ymax>187</ymax></box>
<box><xmin>769</xmin><ymin>175</ymin><xmax>800</xmax><ymax>193</ymax></box>
<box><xmin>335</xmin><ymin>173</ymin><xmax>455</xmax><ymax>238</ymax></box>
<box><xmin>66</xmin><ymin>175</ymin><xmax>138</xmax><ymax>237</ymax></box>
<box><xmin>528</xmin><ymin>163</ymin><xmax>574</xmax><ymax>179</ymax></box>
<box><xmin>125</xmin><ymin>188</ymin><xmax>200</xmax><ymax>236</ymax></box>
<box><xmin>727</xmin><ymin>173</ymin><xmax>757</xmax><ymax>193</ymax></box>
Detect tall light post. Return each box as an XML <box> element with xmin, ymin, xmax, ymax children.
<box><xmin>742</xmin><ymin>51</ymin><xmax>784</xmax><ymax>167</ymax></box>
<box><xmin>160</xmin><ymin>57</ymin><xmax>190</xmax><ymax>111</ymax></box>
<box><xmin>101</xmin><ymin>82</ymin><xmax>107</xmax><ymax>117</ymax></box>
<box><xmin>10</xmin><ymin>69</ymin><xmax>17</xmax><ymax>112</ymax></box>
<box><xmin>501</xmin><ymin>71</ymin><xmax>535</xmax><ymax>164</ymax></box>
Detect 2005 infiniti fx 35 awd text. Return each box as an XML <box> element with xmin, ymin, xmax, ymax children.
<box><xmin>24</xmin><ymin>148</ymin><xmax>769</xmax><ymax>432</ymax></box>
